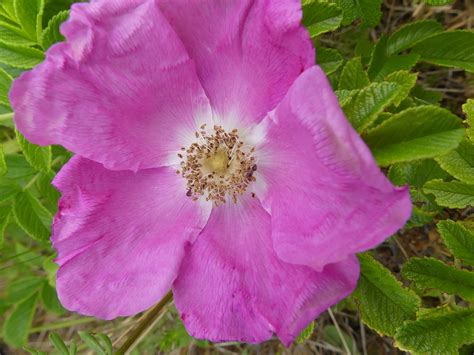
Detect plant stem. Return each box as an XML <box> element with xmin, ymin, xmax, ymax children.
<box><xmin>328</xmin><ymin>308</ymin><xmax>351</xmax><ymax>355</ymax></box>
<box><xmin>29</xmin><ymin>317</ymin><xmax>95</xmax><ymax>333</ymax></box>
<box><xmin>0</xmin><ymin>112</ymin><xmax>13</xmax><ymax>121</ymax></box>
<box><xmin>116</xmin><ymin>291</ymin><xmax>173</xmax><ymax>355</ymax></box>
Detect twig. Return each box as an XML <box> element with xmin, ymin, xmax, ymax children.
<box><xmin>328</xmin><ymin>308</ymin><xmax>351</xmax><ymax>355</ymax></box>
<box><xmin>116</xmin><ymin>291</ymin><xmax>173</xmax><ymax>355</ymax></box>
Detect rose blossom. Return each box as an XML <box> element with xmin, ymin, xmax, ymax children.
<box><xmin>10</xmin><ymin>0</ymin><xmax>411</xmax><ymax>345</ymax></box>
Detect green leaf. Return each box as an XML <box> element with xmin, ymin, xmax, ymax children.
<box><xmin>96</xmin><ymin>334</ymin><xmax>113</xmax><ymax>355</ymax></box>
<box><xmin>368</xmin><ymin>35</ymin><xmax>420</xmax><ymax>80</ymax></box>
<box><xmin>437</xmin><ymin>220</ymin><xmax>474</xmax><ymax>267</ymax></box>
<box><xmin>395</xmin><ymin>308</ymin><xmax>474</xmax><ymax>354</ymax></box>
<box><xmin>1</xmin><ymin>0</ymin><xmax>17</xmax><ymax>21</ymax></box>
<box><xmin>41</xmin><ymin>10</ymin><xmax>68</xmax><ymax>50</ymax></box>
<box><xmin>463</xmin><ymin>99</ymin><xmax>474</xmax><ymax>142</ymax></box>
<box><xmin>436</xmin><ymin>140</ymin><xmax>474</xmax><ymax>184</ymax></box>
<box><xmin>13</xmin><ymin>0</ymin><xmax>44</xmax><ymax>41</ymax></box>
<box><xmin>24</xmin><ymin>347</ymin><xmax>47</xmax><ymax>355</ymax></box>
<box><xmin>386</xmin><ymin>20</ymin><xmax>443</xmax><ymax>56</ymax></box>
<box><xmin>2</xmin><ymin>292</ymin><xmax>39</xmax><ymax>348</ymax></box>
<box><xmin>412</xmin><ymin>31</ymin><xmax>474</xmax><ymax>72</ymax></box>
<box><xmin>43</xmin><ymin>254</ymin><xmax>59</xmax><ymax>287</ymax></box>
<box><xmin>0</xmin><ymin>40</ymin><xmax>44</xmax><ymax>69</ymax></box>
<box><xmin>0</xmin><ymin>67</ymin><xmax>12</xmax><ymax>109</ymax></box>
<box><xmin>405</xmin><ymin>206</ymin><xmax>435</xmax><ymax>229</ymax></box>
<box><xmin>316</xmin><ymin>47</ymin><xmax>343</xmax><ymax>75</ymax></box>
<box><xmin>336</xmin><ymin>89</ymin><xmax>357</xmax><ymax>107</ymax></box>
<box><xmin>0</xmin><ymin>144</ymin><xmax>7</xmax><ymax>176</ymax></box>
<box><xmin>423</xmin><ymin>0</ymin><xmax>454</xmax><ymax>5</ymax></box>
<box><xmin>0</xmin><ymin>179</ymin><xmax>21</xmax><ymax>203</ymax></box>
<box><xmin>303</xmin><ymin>2</ymin><xmax>342</xmax><ymax>37</ymax></box>
<box><xmin>357</xmin><ymin>0</ymin><xmax>383</xmax><ymax>27</ymax></box>
<box><xmin>36</xmin><ymin>172</ymin><xmax>60</xmax><ymax>212</ymax></box>
<box><xmin>338</xmin><ymin>57</ymin><xmax>370</xmax><ymax>91</ymax></box>
<box><xmin>0</xmin><ymin>21</ymin><xmax>35</xmax><ymax>46</ymax></box>
<box><xmin>402</xmin><ymin>257</ymin><xmax>474</xmax><ymax>301</ymax></box>
<box><xmin>372</xmin><ymin>54</ymin><xmax>419</xmax><ymax>81</ymax></box>
<box><xmin>322</xmin><ymin>325</ymin><xmax>359</xmax><ymax>355</ymax></box>
<box><xmin>296</xmin><ymin>321</ymin><xmax>314</xmax><ymax>344</ymax></box>
<box><xmin>16</xmin><ymin>130</ymin><xmax>51</xmax><ymax>173</ymax></box>
<box><xmin>41</xmin><ymin>283</ymin><xmax>65</xmax><ymax>315</ymax></box>
<box><xmin>352</xmin><ymin>253</ymin><xmax>420</xmax><ymax>337</ymax></box>
<box><xmin>0</xmin><ymin>204</ymin><xmax>10</xmax><ymax>247</ymax></box>
<box><xmin>4</xmin><ymin>154</ymin><xmax>35</xmax><ymax>179</ymax></box>
<box><xmin>363</xmin><ymin>106</ymin><xmax>464</xmax><ymax>166</ymax></box>
<box><xmin>78</xmin><ymin>332</ymin><xmax>107</xmax><ymax>355</ymax></box>
<box><xmin>13</xmin><ymin>190</ymin><xmax>52</xmax><ymax>241</ymax></box>
<box><xmin>388</xmin><ymin>159</ymin><xmax>448</xmax><ymax>188</ymax></box>
<box><xmin>383</xmin><ymin>70</ymin><xmax>417</xmax><ymax>107</ymax></box>
<box><xmin>5</xmin><ymin>277</ymin><xmax>43</xmax><ymax>304</ymax></box>
<box><xmin>423</xmin><ymin>179</ymin><xmax>474</xmax><ymax>208</ymax></box>
<box><xmin>333</xmin><ymin>0</ymin><xmax>383</xmax><ymax>27</ymax></box>
<box><xmin>342</xmin><ymin>82</ymin><xmax>402</xmax><ymax>132</ymax></box>
<box><xmin>49</xmin><ymin>333</ymin><xmax>69</xmax><ymax>355</ymax></box>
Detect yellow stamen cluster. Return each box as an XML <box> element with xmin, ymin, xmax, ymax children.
<box><xmin>177</xmin><ymin>124</ymin><xmax>257</xmax><ymax>205</ymax></box>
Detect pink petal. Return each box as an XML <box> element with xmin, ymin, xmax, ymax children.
<box><xmin>257</xmin><ymin>66</ymin><xmax>412</xmax><ymax>271</ymax></box>
<box><xmin>10</xmin><ymin>0</ymin><xmax>212</xmax><ymax>171</ymax></box>
<box><xmin>159</xmin><ymin>0</ymin><xmax>314</xmax><ymax>127</ymax></box>
<box><xmin>53</xmin><ymin>156</ymin><xmax>211</xmax><ymax>319</ymax></box>
<box><xmin>173</xmin><ymin>196</ymin><xmax>359</xmax><ymax>345</ymax></box>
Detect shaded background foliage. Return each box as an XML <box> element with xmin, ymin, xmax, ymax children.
<box><xmin>0</xmin><ymin>0</ymin><xmax>473</xmax><ymax>353</ymax></box>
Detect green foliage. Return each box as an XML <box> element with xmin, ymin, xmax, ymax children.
<box><xmin>296</xmin><ymin>321</ymin><xmax>315</xmax><ymax>343</ymax></box>
<box><xmin>388</xmin><ymin>160</ymin><xmax>447</xmax><ymax>189</ymax></box>
<box><xmin>352</xmin><ymin>254</ymin><xmax>421</xmax><ymax>337</ymax></box>
<box><xmin>16</xmin><ymin>130</ymin><xmax>51</xmax><ymax>173</ymax></box>
<box><xmin>0</xmin><ymin>144</ymin><xmax>6</xmax><ymax>176</ymax></box>
<box><xmin>412</xmin><ymin>31</ymin><xmax>474</xmax><ymax>72</ymax></box>
<box><xmin>364</xmin><ymin>106</ymin><xmax>464</xmax><ymax>166</ymax></box>
<box><xmin>463</xmin><ymin>99</ymin><xmax>474</xmax><ymax>142</ymax></box>
<box><xmin>3</xmin><ymin>293</ymin><xmax>39</xmax><ymax>347</ymax></box>
<box><xmin>436</xmin><ymin>139</ymin><xmax>474</xmax><ymax>184</ymax></box>
<box><xmin>338</xmin><ymin>57</ymin><xmax>370</xmax><ymax>90</ymax></box>
<box><xmin>5</xmin><ymin>276</ymin><xmax>43</xmax><ymax>304</ymax></box>
<box><xmin>423</xmin><ymin>0</ymin><xmax>455</xmax><ymax>5</ymax></box>
<box><xmin>316</xmin><ymin>47</ymin><xmax>343</xmax><ymax>75</ymax></box>
<box><xmin>79</xmin><ymin>332</ymin><xmax>113</xmax><ymax>355</ymax></box>
<box><xmin>386</xmin><ymin>20</ymin><xmax>443</xmax><ymax>56</ymax></box>
<box><xmin>402</xmin><ymin>257</ymin><xmax>474</xmax><ymax>301</ymax></box>
<box><xmin>13</xmin><ymin>0</ymin><xmax>44</xmax><ymax>42</ymax></box>
<box><xmin>342</xmin><ymin>82</ymin><xmax>402</xmax><ymax>132</ymax></box>
<box><xmin>13</xmin><ymin>190</ymin><xmax>52</xmax><ymax>241</ymax></box>
<box><xmin>383</xmin><ymin>70</ymin><xmax>417</xmax><ymax>107</ymax></box>
<box><xmin>26</xmin><ymin>332</ymin><xmax>113</xmax><ymax>355</ymax></box>
<box><xmin>332</xmin><ymin>0</ymin><xmax>383</xmax><ymax>27</ymax></box>
<box><xmin>423</xmin><ymin>179</ymin><xmax>474</xmax><ymax>208</ymax></box>
<box><xmin>437</xmin><ymin>220</ymin><xmax>474</xmax><ymax>266</ymax></box>
<box><xmin>0</xmin><ymin>67</ymin><xmax>13</xmax><ymax>108</ymax></box>
<box><xmin>395</xmin><ymin>308</ymin><xmax>474</xmax><ymax>354</ymax></box>
<box><xmin>0</xmin><ymin>40</ymin><xmax>44</xmax><ymax>69</ymax></box>
<box><xmin>303</xmin><ymin>2</ymin><xmax>342</xmax><ymax>37</ymax></box>
<box><xmin>41</xmin><ymin>9</ymin><xmax>68</xmax><ymax>50</ymax></box>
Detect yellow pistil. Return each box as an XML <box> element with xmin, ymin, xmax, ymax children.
<box><xmin>177</xmin><ymin>125</ymin><xmax>257</xmax><ymax>205</ymax></box>
<box><xmin>204</xmin><ymin>149</ymin><xmax>229</xmax><ymax>175</ymax></box>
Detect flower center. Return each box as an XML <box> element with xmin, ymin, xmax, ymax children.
<box><xmin>177</xmin><ymin>124</ymin><xmax>257</xmax><ymax>205</ymax></box>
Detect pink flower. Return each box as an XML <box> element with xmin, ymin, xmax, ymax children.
<box><xmin>10</xmin><ymin>0</ymin><xmax>411</xmax><ymax>345</ymax></box>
